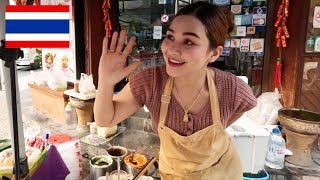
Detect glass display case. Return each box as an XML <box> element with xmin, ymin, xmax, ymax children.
<box><xmin>118</xmin><ymin>0</ymin><xmax>269</xmax><ymax>96</ymax></box>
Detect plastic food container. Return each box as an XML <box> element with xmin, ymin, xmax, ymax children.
<box><xmin>226</xmin><ymin>118</ymin><xmax>270</xmax><ymax>174</ymax></box>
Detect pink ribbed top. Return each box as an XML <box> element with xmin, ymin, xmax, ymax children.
<box><xmin>129</xmin><ymin>66</ymin><xmax>257</xmax><ymax>136</ymax></box>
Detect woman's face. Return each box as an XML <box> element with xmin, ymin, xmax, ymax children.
<box><xmin>161</xmin><ymin>15</ymin><xmax>218</xmax><ymax>77</ymax></box>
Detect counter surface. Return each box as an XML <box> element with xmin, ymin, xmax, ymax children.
<box><xmin>80</xmin><ymin>118</ymin><xmax>317</xmax><ymax>180</ymax></box>
<box><xmin>81</xmin><ymin>118</ymin><xmax>160</xmax><ymax>179</ymax></box>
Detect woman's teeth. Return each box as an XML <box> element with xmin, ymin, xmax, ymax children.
<box><xmin>169</xmin><ymin>58</ymin><xmax>184</xmax><ymax>64</ymax></box>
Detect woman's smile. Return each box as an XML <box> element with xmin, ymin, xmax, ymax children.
<box><xmin>168</xmin><ymin>58</ymin><xmax>185</xmax><ymax>67</ymax></box>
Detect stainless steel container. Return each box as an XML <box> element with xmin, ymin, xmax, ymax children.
<box><xmin>90</xmin><ymin>155</ymin><xmax>113</xmax><ymax>180</ymax></box>
<box><xmin>106</xmin><ymin>145</ymin><xmax>128</xmax><ymax>171</ymax></box>
<box><xmin>124</xmin><ymin>159</ymin><xmax>159</xmax><ymax>177</ymax></box>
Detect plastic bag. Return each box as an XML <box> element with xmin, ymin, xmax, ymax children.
<box><xmin>30</xmin><ymin>70</ymin><xmax>49</xmax><ymax>86</ymax></box>
<box><xmin>79</xmin><ymin>73</ymin><xmax>96</xmax><ymax>94</ymax></box>
<box><xmin>47</xmin><ymin>68</ymin><xmax>67</xmax><ymax>91</ymax></box>
<box><xmin>247</xmin><ymin>88</ymin><xmax>283</xmax><ymax>125</ymax></box>
<box><xmin>57</xmin><ymin>139</ymin><xmax>82</xmax><ymax>180</ymax></box>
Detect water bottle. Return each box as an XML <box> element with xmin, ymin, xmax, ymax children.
<box><xmin>65</xmin><ymin>102</ymin><xmax>77</xmax><ymax>130</ymax></box>
<box><xmin>265</xmin><ymin>127</ymin><xmax>286</xmax><ymax>169</ymax></box>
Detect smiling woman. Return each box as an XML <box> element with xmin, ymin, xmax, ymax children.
<box><xmin>95</xmin><ymin>2</ymin><xmax>257</xmax><ymax>179</ymax></box>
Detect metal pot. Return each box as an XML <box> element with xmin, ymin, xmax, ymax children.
<box><xmin>90</xmin><ymin>155</ymin><xmax>113</xmax><ymax>180</ymax></box>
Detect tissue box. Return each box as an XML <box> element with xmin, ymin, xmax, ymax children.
<box><xmin>226</xmin><ymin>119</ymin><xmax>270</xmax><ymax>174</ymax></box>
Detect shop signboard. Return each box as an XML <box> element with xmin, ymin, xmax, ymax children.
<box><xmin>313</xmin><ymin>6</ymin><xmax>320</xmax><ymax>28</ymax></box>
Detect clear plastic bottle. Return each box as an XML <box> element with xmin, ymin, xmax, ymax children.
<box><xmin>65</xmin><ymin>102</ymin><xmax>77</xmax><ymax>130</ymax></box>
<box><xmin>265</xmin><ymin>128</ymin><xmax>286</xmax><ymax>169</ymax></box>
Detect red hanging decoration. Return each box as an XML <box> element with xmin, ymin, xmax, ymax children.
<box><xmin>275</xmin><ymin>0</ymin><xmax>290</xmax><ymax>48</ymax></box>
<box><xmin>102</xmin><ymin>0</ymin><xmax>112</xmax><ymax>38</ymax></box>
<box><xmin>276</xmin><ymin>27</ymin><xmax>283</xmax><ymax>39</ymax></box>
<box><xmin>274</xmin><ymin>0</ymin><xmax>290</xmax><ymax>88</ymax></box>
<box><xmin>274</xmin><ymin>15</ymin><xmax>283</xmax><ymax>27</ymax></box>
<box><xmin>281</xmin><ymin>35</ymin><xmax>287</xmax><ymax>47</ymax></box>
<box><xmin>284</xmin><ymin>0</ymin><xmax>289</xmax><ymax>17</ymax></box>
<box><xmin>283</xmin><ymin>26</ymin><xmax>290</xmax><ymax>38</ymax></box>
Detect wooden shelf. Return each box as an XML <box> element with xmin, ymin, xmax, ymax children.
<box><xmin>302</xmin><ymin>52</ymin><xmax>320</xmax><ymax>58</ymax></box>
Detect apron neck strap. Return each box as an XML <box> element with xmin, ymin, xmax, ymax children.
<box><xmin>159</xmin><ymin>77</ymin><xmax>173</xmax><ymax>127</ymax></box>
<box><xmin>207</xmin><ymin>69</ymin><xmax>221</xmax><ymax>124</ymax></box>
<box><xmin>159</xmin><ymin>69</ymin><xmax>221</xmax><ymax>128</ymax></box>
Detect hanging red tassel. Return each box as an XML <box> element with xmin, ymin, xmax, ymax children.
<box><xmin>275</xmin><ymin>58</ymin><xmax>282</xmax><ymax>87</ymax></box>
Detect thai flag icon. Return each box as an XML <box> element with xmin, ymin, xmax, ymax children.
<box><xmin>5</xmin><ymin>5</ymin><xmax>70</xmax><ymax>48</ymax></box>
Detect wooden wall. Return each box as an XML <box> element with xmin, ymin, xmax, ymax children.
<box><xmin>296</xmin><ymin>0</ymin><xmax>320</xmax><ymax>113</ymax></box>
<box><xmin>84</xmin><ymin>0</ymin><xmax>105</xmax><ymax>87</ymax></box>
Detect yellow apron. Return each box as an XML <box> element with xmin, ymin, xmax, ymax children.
<box><xmin>158</xmin><ymin>70</ymin><xmax>243</xmax><ymax>180</ymax></box>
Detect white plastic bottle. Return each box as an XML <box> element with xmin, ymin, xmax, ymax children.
<box><xmin>265</xmin><ymin>127</ymin><xmax>286</xmax><ymax>169</ymax></box>
<box><xmin>65</xmin><ymin>102</ymin><xmax>77</xmax><ymax>130</ymax></box>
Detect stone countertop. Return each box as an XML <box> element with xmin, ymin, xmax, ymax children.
<box><xmin>80</xmin><ymin>116</ymin><xmax>320</xmax><ymax>180</ymax></box>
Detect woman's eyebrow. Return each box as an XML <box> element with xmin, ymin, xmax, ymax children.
<box><xmin>167</xmin><ymin>28</ymin><xmax>200</xmax><ymax>39</ymax></box>
<box><xmin>168</xmin><ymin>28</ymin><xmax>174</xmax><ymax>33</ymax></box>
<box><xmin>183</xmin><ymin>32</ymin><xmax>200</xmax><ymax>39</ymax></box>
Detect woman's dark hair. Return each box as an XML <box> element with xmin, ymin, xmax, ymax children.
<box><xmin>175</xmin><ymin>1</ymin><xmax>234</xmax><ymax>48</ymax></box>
